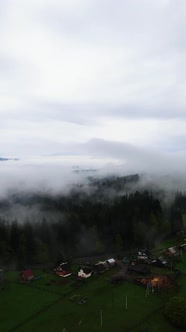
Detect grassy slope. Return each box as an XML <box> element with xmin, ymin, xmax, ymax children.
<box><xmin>18</xmin><ymin>278</ymin><xmax>162</xmax><ymax>332</ymax></box>
<box><xmin>1</xmin><ymin>243</ymin><xmax>186</xmax><ymax>332</ymax></box>
<box><xmin>0</xmin><ymin>282</ymin><xmax>60</xmax><ymax>331</ymax></box>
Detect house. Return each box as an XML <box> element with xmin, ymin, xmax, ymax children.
<box><xmin>20</xmin><ymin>269</ymin><xmax>34</xmax><ymax>282</ymax></box>
<box><xmin>178</xmin><ymin>243</ymin><xmax>186</xmax><ymax>253</ymax></box>
<box><xmin>137</xmin><ymin>249</ymin><xmax>152</xmax><ymax>261</ymax></box>
<box><xmin>166</xmin><ymin>247</ymin><xmax>179</xmax><ymax>257</ymax></box>
<box><xmin>152</xmin><ymin>256</ymin><xmax>167</xmax><ymax>267</ymax></box>
<box><xmin>54</xmin><ymin>262</ymin><xmax>71</xmax><ymax>277</ymax></box>
<box><xmin>94</xmin><ymin>262</ymin><xmax>107</xmax><ymax>274</ymax></box>
<box><xmin>106</xmin><ymin>258</ymin><xmax>116</xmax><ymax>268</ymax></box>
<box><xmin>78</xmin><ymin>266</ymin><xmax>92</xmax><ymax>279</ymax></box>
<box><xmin>98</xmin><ymin>260</ymin><xmax>109</xmax><ymax>270</ymax></box>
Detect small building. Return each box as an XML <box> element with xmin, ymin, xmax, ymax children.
<box><xmin>152</xmin><ymin>256</ymin><xmax>167</xmax><ymax>267</ymax></box>
<box><xmin>20</xmin><ymin>269</ymin><xmax>34</xmax><ymax>282</ymax></box>
<box><xmin>98</xmin><ymin>260</ymin><xmax>109</xmax><ymax>270</ymax></box>
<box><xmin>178</xmin><ymin>243</ymin><xmax>186</xmax><ymax>253</ymax></box>
<box><xmin>106</xmin><ymin>258</ymin><xmax>116</xmax><ymax>268</ymax></box>
<box><xmin>166</xmin><ymin>247</ymin><xmax>179</xmax><ymax>257</ymax></box>
<box><xmin>78</xmin><ymin>266</ymin><xmax>92</xmax><ymax>279</ymax></box>
<box><xmin>54</xmin><ymin>262</ymin><xmax>71</xmax><ymax>277</ymax></box>
<box><xmin>94</xmin><ymin>262</ymin><xmax>107</xmax><ymax>274</ymax></box>
<box><xmin>137</xmin><ymin>249</ymin><xmax>152</xmax><ymax>261</ymax></box>
<box><xmin>123</xmin><ymin>257</ymin><xmax>130</xmax><ymax>264</ymax></box>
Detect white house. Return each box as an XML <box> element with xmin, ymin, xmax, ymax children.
<box><xmin>78</xmin><ymin>267</ymin><xmax>92</xmax><ymax>279</ymax></box>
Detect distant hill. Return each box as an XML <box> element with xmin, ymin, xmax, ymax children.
<box><xmin>0</xmin><ymin>157</ymin><xmax>19</xmax><ymax>161</ymax></box>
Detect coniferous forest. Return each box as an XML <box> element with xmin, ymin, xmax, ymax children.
<box><xmin>0</xmin><ymin>174</ymin><xmax>185</xmax><ymax>269</ymax></box>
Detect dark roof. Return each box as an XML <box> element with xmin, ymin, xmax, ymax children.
<box><xmin>94</xmin><ymin>263</ymin><xmax>107</xmax><ymax>272</ymax></box>
<box><xmin>78</xmin><ymin>267</ymin><xmax>92</xmax><ymax>274</ymax></box>
<box><xmin>178</xmin><ymin>244</ymin><xmax>186</xmax><ymax>250</ymax></box>
<box><xmin>57</xmin><ymin>262</ymin><xmax>71</xmax><ymax>272</ymax></box>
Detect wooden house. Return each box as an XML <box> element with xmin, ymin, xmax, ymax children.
<box><xmin>94</xmin><ymin>262</ymin><xmax>107</xmax><ymax>274</ymax></box>
<box><xmin>166</xmin><ymin>247</ymin><xmax>179</xmax><ymax>257</ymax></box>
<box><xmin>54</xmin><ymin>262</ymin><xmax>72</xmax><ymax>277</ymax></box>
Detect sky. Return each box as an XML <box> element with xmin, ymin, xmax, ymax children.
<box><xmin>1</xmin><ymin>0</ymin><xmax>186</xmax><ymax>190</ymax></box>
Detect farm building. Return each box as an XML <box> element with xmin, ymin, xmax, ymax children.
<box><xmin>20</xmin><ymin>269</ymin><xmax>34</xmax><ymax>282</ymax></box>
<box><xmin>99</xmin><ymin>260</ymin><xmax>109</xmax><ymax>270</ymax></box>
<box><xmin>166</xmin><ymin>247</ymin><xmax>179</xmax><ymax>257</ymax></box>
<box><xmin>78</xmin><ymin>266</ymin><xmax>92</xmax><ymax>279</ymax></box>
<box><xmin>137</xmin><ymin>250</ymin><xmax>148</xmax><ymax>261</ymax></box>
<box><xmin>178</xmin><ymin>243</ymin><xmax>186</xmax><ymax>252</ymax></box>
<box><xmin>106</xmin><ymin>258</ymin><xmax>116</xmax><ymax>267</ymax></box>
<box><xmin>152</xmin><ymin>256</ymin><xmax>167</xmax><ymax>267</ymax></box>
<box><xmin>54</xmin><ymin>262</ymin><xmax>71</xmax><ymax>277</ymax></box>
<box><xmin>137</xmin><ymin>249</ymin><xmax>152</xmax><ymax>261</ymax></box>
<box><xmin>94</xmin><ymin>262</ymin><xmax>107</xmax><ymax>273</ymax></box>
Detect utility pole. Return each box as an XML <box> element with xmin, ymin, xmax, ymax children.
<box><xmin>100</xmin><ymin>310</ymin><xmax>103</xmax><ymax>327</ymax></box>
<box><xmin>125</xmin><ymin>295</ymin><xmax>128</xmax><ymax>310</ymax></box>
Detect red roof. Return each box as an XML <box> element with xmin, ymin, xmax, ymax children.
<box><xmin>20</xmin><ymin>269</ymin><xmax>34</xmax><ymax>280</ymax></box>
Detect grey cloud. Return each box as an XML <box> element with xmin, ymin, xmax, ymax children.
<box><xmin>84</xmin><ymin>138</ymin><xmax>186</xmax><ymax>175</ymax></box>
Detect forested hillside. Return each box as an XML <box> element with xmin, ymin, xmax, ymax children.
<box><xmin>0</xmin><ymin>174</ymin><xmax>185</xmax><ymax>269</ymax></box>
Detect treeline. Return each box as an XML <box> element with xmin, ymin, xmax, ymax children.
<box><xmin>0</xmin><ymin>182</ymin><xmax>185</xmax><ymax>269</ymax></box>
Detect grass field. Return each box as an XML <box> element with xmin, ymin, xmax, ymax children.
<box><xmin>16</xmin><ymin>275</ymin><xmax>165</xmax><ymax>332</ymax></box>
<box><xmin>1</xmin><ymin>248</ymin><xmax>186</xmax><ymax>331</ymax></box>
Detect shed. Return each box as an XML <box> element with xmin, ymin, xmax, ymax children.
<box><xmin>123</xmin><ymin>257</ymin><xmax>130</xmax><ymax>264</ymax></box>
<box><xmin>98</xmin><ymin>261</ymin><xmax>109</xmax><ymax>270</ymax></box>
<box><xmin>20</xmin><ymin>269</ymin><xmax>34</xmax><ymax>282</ymax></box>
<box><xmin>106</xmin><ymin>258</ymin><xmax>116</xmax><ymax>268</ymax></box>
<box><xmin>152</xmin><ymin>256</ymin><xmax>167</xmax><ymax>267</ymax></box>
<box><xmin>166</xmin><ymin>247</ymin><xmax>179</xmax><ymax>257</ymax></box>
<box><xmin>94</xmin><ymin>262</ymin><xmax>107</xmax><ymax>273</ymax></box>
<box><xmin>178</xmin><ymin>243</ymin><xmax>186</xmax><ymax>252</ymax></box>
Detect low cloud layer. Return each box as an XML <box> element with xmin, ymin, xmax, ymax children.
<box><xmin>0</xmin><ymin>138</ymin><xmax>186</xmax><ymax>197</ymax></box>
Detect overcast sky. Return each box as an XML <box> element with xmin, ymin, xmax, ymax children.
<box><xmin>1</xmin><ymin>0</ymin><xmax>186</xmax><ymax>189</ymax></box>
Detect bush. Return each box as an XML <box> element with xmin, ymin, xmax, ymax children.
<box><xmin>164</xmin><ymin>296</ymin><xmax>186</xmax><ymax>329</ymax></box>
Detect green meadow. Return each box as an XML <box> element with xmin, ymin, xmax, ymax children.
<box><xmin>1</xmin><ymin>249</ymin><xmax>186</xmax><ymax>331</ymax></box>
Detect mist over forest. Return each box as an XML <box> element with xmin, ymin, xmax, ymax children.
<box><xmin>0</xmin><ymin>172</ymin><xmax>186</xmax><ymax>270</ymax></box>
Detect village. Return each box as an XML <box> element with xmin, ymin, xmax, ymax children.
<box><xmin>18</xmin><ymin>241</ymin><xmax>186</xmax><ymax>288</ymax></box>
<box><xmin>0</xmin><ymin>236</ymin><xmax>186</xmax><ymax>331</ymax></box>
